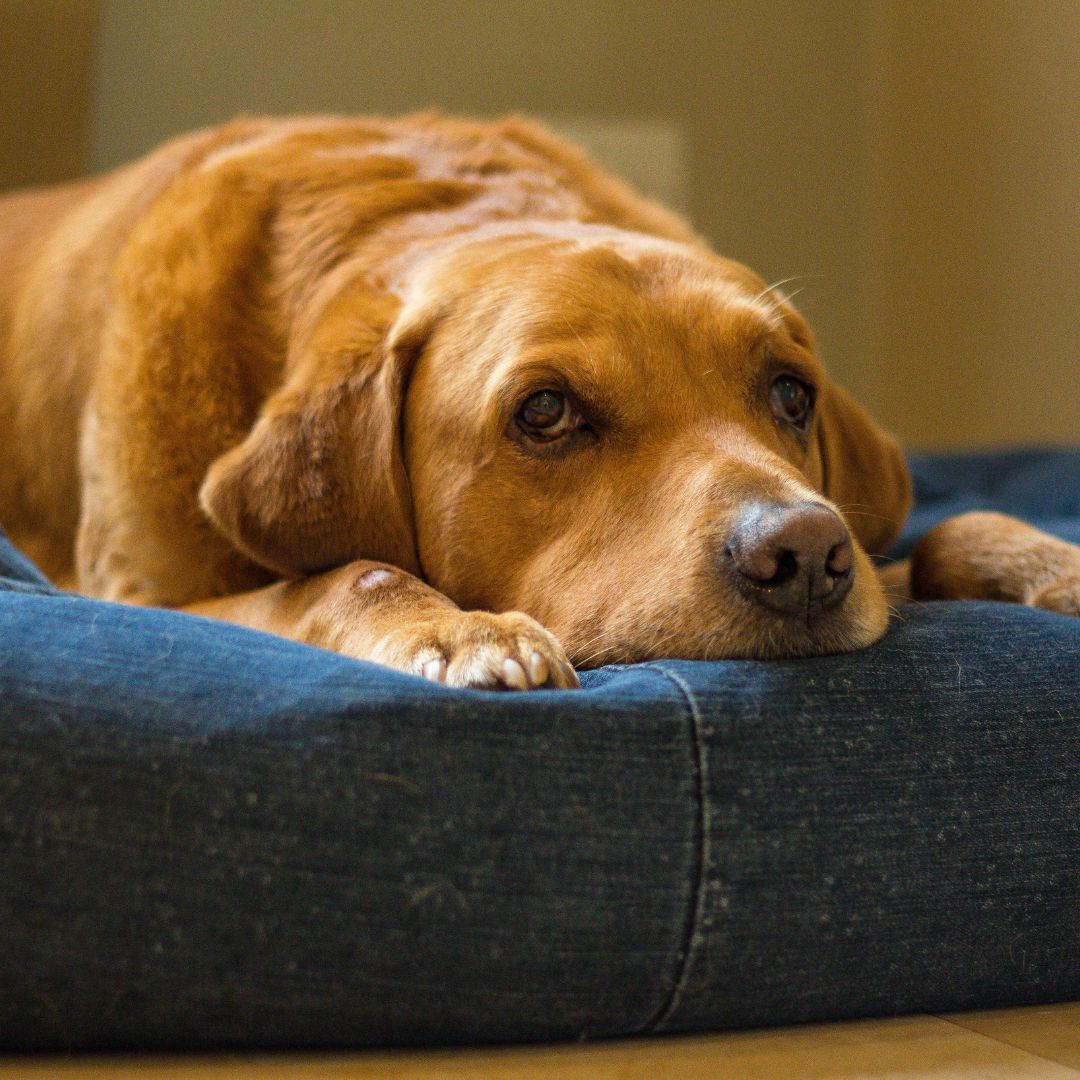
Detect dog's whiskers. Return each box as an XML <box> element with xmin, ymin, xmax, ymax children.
<box><xmin>751</xmin><ymin>276</ymin><xmax>803</xmax><ymax>307</ymax></box>
<box><xmin>575</xmin><ymin>644</ymin><xmax>620</xmax><ymax>669</ymax></box>
<box><xmin>837</xmin><ymin>505</ymin><xmax>899</xmax><ymax>524</ymax></box>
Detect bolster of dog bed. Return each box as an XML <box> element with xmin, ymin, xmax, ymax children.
<box><xmin>0</xmin><ymin>448</ymin><xmax>1078</xmax><ymax>1051</ymax></box>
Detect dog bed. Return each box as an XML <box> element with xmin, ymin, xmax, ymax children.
<box><xmin>1</xmin><ymin>448</ymin><xmax>1078</xmax><ymax>1051</ymax></box>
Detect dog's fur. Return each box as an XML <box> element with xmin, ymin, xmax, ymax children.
<box><xmin>2</xmin><ymin>114</ymin><xmax>1077</xmax><ymax>689</ymax></box>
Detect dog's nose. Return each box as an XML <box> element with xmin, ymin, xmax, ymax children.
<box><xmin>725</xmin><ymin>502</ymin><xmax>854</xmax><ymax>615</ymax></box>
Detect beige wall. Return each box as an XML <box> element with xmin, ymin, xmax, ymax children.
<box><xmin>866</xmin><ymin>0</ymin><xmax>1080</xmax><ymax>447</ymax></box>
<box><xmin>0</xmin><ymin>0</ymin><xmax>98</xmax><ymax>191</ymax></box>
<box><xmin>2</xmin><ymin>1</ymin><xmax>1074</xmax><ymax>448</ymax></box>
<box><xmin>88</xmin><ymin>0</ymin><xmax>879</xmax><ymax>411</ymax></box>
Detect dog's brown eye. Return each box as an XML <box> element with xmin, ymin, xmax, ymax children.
<box><xmin>519</xmin><ymin>389</ymin><xmax>565</xmax><ymax>429</ymax></box>
<box><xmin>511</xmin><ymin>387</ymin><xmax>591</xmax><ymax>451</ymax></box>
<box><xmin>769</xmin><ymin>374</ymin><xmax>814</xmax><ymax>430</ymax></box>
<box><xmin>515</xmin><ymin>389</ymin><xmax>582</xmax><ymax>444</ymax></box>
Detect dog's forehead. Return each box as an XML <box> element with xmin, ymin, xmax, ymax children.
<box><xmin>517</xmin><ymin>239</ymin><xmax>787</xmax><ymax>360</ymax></box>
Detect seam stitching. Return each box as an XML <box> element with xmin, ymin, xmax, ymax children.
<box><xmin>639</xmin><ymin>662</ymin><xmax>712</xmax><ymax>1033</ymax></box>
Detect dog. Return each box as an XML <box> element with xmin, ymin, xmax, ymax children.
<box><xmin>2</xmin><ymin>113</ymin><xmax>1078</xmax><ymax>689</ymax></box>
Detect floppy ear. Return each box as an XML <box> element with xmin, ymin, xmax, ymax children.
<box><xmin>816</xmin><ymin>382</ymin><xmax>913</xmax><ymax>554</ymax></box>
<box><xmin>199</xmin><ymin>289</ymin><xmax>436</xmax><ymax>578</ymax></box>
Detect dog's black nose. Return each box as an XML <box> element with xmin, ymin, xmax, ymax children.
<box><xmin>725</xmin><ymin>502</ymin><xmax>854</xmax><ymax>616</ymax></box>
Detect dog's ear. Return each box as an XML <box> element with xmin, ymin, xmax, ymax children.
<box><xmin>199</xmin><ymin>288</ymin><xmax>438</xmax><ymax>577</ymax></box>
<box><xmin>816</xmin><ymin>382</ymin><xmax>913</xmax><ymax>554</ymax></box>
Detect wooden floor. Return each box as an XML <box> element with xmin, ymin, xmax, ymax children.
<box><xmin>4</xmin><ymin>1002</ymin><xmax>1078</xmax><ymax>1079</ymax></box>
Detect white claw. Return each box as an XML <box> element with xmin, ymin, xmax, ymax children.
<box><xmin>501</xmin><ymin>658</ymin><xmax>529</xmax><ymax>690</ymax></box>
<box><xmin>422</xmin><ymin>657</ymin><xmax>447</xmax><ymax>683</ymax></box>
<box><xmin>527</xmin><ymin>650</ymin><xmax>549</xmax><ymax>686</ymax></box>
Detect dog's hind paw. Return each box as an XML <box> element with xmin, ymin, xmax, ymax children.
<box><xmin>911</xmin><ymin>511</ymin><xmax>1080</xmax><ymax>618</ymax></box>
<box><xmin>1028</xmin><ymin>578</ymin><xmax>1080</xmax><ymax>617</ymax></box>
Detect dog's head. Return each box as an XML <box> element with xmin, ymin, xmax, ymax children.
<box><xmin>202</xmin><ymin>224</ymin><xmax>911</xmax><ymax>663</ymax></box>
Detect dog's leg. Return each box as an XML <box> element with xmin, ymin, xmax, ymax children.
<box><xmin>182</xmin><ymin>560</ymin><xmax>579</xmax><ymax>690</ymax></box>
<box><xmin>906</xmin><ymin>511</ymin><xmax>1080</xmax><ymax>614</ymax></box>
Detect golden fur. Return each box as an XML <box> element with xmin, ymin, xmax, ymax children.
<box><xmin>1</xmin><ymin>114</ymin><xmax>1076</xmax><ymax>689</ymax></box>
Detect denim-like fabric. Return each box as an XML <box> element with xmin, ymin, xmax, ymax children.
<box><xmin>650</xmin><ymin>609</ymin><xmax>1080</xmax><ymax>1034</ymax></box>
<box><xmin>2</xmin><ymin>450</ymin><xmax>1079</xmax><ymax>1051</ymax></box>
<box><xmin>892</xmin><ymin>448</ymin><xmax>1080</xmax><ymax>556</ymax></box>
<box><xmin>0</xmin><ymin>563</ymin><xmax>697</xmax><ymax>1050</ymax></box>
<box><xmin>0</xmin><ymin>529</ymin><xmax>54</xmax><ymax>591</ymax></box>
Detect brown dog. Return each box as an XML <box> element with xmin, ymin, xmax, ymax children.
<box><xmin>1</xmin><ymin>114</ymin><xmax>1078</xmax><ymax>689</ymax></box>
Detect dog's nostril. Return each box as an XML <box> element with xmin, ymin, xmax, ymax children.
<box><xmin>826</xmin><ymin>537</ymin><xmax>853</xmax><ymax>577</ymax></box>
<box><xmin>762</xmin><ymin>548</ymin><xmax>800</xmax><ymax>588</ymax></box>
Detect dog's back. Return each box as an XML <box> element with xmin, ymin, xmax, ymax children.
<box><xmin>0</xmin><ymin>125</ymin><xmax>251</xmax><ymax>580</ymax></box>
<box><xmin>0</xmin><ymin>177</ymin><xmax>106</xmax><ymax>580</ymax></box>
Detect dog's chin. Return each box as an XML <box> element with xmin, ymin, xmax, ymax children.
<box><xmin>698</xmin><ymin>600</ymin><xmax>890</xmax><ymax>662</ymax></box>
<box><xmin>560</xmin><ymin>574</ymin><xmax>892</xmax><ymax>667</ymax></box>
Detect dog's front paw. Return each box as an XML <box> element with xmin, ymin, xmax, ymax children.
<box><xmin>374</xmin><ymin>610</ymin><xmax>579</xmax><ymax>690</ymax></box>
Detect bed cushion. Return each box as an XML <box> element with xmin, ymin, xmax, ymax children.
<box><xmin>1</xmin><ymin>448</ymin><xmax>1078</xmax><ymax>1051</ymax></box>
<box><xmin>894</xmin><ymin>447</ymin><xmax>1080</xmax><ymax>554</ymax></box>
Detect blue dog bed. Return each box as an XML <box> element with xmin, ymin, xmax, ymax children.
<box><xmin>1</xmin><ymin>449</ymin><xmax>1078</xmax><ymax>1051</ymax></box>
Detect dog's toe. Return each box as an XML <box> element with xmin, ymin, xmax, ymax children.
<box><xmin>387</xmin><ymin>610</ymin><xmax>578</xmax><ymax>690</ymax></box>
<box><xmin>443</xmin><ymin>612</ymin><xmax>578</xmax><ymax>690</ymax></box>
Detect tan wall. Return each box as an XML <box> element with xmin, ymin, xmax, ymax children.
<box><xmin>88</xmin><ymin>0</ymin><xmax>878</xmax><ymax>410</ymax></box>
<box><xmin>2</xmin><ymin>1</ymin><xmax>1074</xmax><ymax>448</ymax></box>
<box><xmin>866</xmin><ymin>0</ymin><xmax>1080</xmax><ymax>448</ymax></box>
<box><xmin>0</xmin><ymin>0</ymin><xmax>98</xmax><ymax>191</ymax></box>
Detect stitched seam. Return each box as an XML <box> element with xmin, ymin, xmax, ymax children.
<box><xmin>639</xmin><ymin>662</ymin><xmax>712</xmax><ymax>1033</ymax></box>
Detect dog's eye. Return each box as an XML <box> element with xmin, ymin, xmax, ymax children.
<box><xmin>520</xmin><ymin>390</ymin><xmax>564</xmax><ymax>428</ymax></box>
<box><xmin>516</xmin><ymin>389</ymin><xmax>577</xmax><ymax>440</ymax></box>
<box><xmin>769</xmin><ymin>374</ymin><xmax>815</xmax><ymax>430</ymax></box>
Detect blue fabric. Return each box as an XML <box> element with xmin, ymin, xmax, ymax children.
<box><xmin>893</xmin><ymin>447</ymin><xmax>1080</xmax><ymax>555</ymax></box>
<box><xmin>1</xmin><ymin>449</ymin><xmax>1079</xmax><ymax>1051</ymax></box>
<box><xmin>0</xmin><ymin>531</ymin><xmax>54</xmax><ymax>591</ymax></box>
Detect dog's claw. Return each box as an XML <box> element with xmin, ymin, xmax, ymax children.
<box><xmin>421</xmin><ymin>657</ymin><xmax>447</xmax><ymax>683</ymax></box>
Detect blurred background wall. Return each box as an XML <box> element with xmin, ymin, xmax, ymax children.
<box><xmin>0</xmin><ymin>0</ymin><xmax>97</xmax><ymax>191</ymax></box>
<box><xmin>1</xmin><ymin>0</ymin><xmax>1076</xmax><ymax>449</ymax></box>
